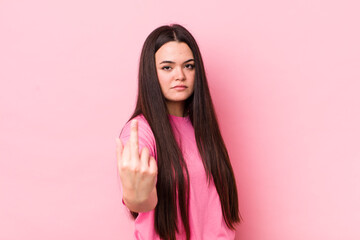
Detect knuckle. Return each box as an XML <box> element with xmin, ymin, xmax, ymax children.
<box><xmin>139</xmin><ymin>168</ymin><xmax>147</xmax><ymax>175</ymax></box>
<box><xmin>130</xmin><ymin>165</ymin><xmax>140</xmax><ymax>173</ymax></box>
<box><xmin>146</xmin><ymin>165</ymin><xmax>156</xmax><ymax>175</ymax></box>
<box><xmin>122</xmin><ymin>162</ymin><xmax>139</xmax><ymax>173</ymax></box>
<box><xmin>119</xmin><ymin>163</ymin><xmax>128</xmax><ymax>171</ymax></box>
<box><xmin>151</xmin><ymin>169</ymin><xmax>158</xmax><ymax>176</ymax></box>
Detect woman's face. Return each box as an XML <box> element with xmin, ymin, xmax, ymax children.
<box><xmin>155</xmin><ymin>41</ymin><xmax>195</xmax><ymax>115</ymax></box>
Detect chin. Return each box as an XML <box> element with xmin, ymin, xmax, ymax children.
<box><xmin>171</xmin><ymin>97</ymin><xmax>191</xmax><ymax>102</ymax></box>
<box><xmin>166</xmin><ymin>94</ymin><xmax>192</xmax><ymax>102</ymax></box>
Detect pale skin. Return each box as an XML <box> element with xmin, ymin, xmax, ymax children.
<box><xmin>116</xmin><ymin>119</ymin><xmax>158</xmax><ymax>212</ymax></box>
<box><xmin>155</xmin><ymin>41</ymin><xmax>195</xmax><ymax>117</ymax></box>
<box><xmin>116</xmin><ymin>41</ymin><xmax>195</xmax><ymax>212</ymax></box>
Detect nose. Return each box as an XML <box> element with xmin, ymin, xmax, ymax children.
<box><xmin>175</xmin><ymin>67</ymin><xmax>186</xmax><ymax>81</ymax></box>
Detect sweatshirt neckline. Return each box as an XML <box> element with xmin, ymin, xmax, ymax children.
<box><xmin>168</xmin><ymin>114</ymin><xmax>190</xmax><ymax>122</ymax></box>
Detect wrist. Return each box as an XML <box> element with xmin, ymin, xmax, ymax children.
<box><xmin>122</xmin><ymin>189</ymin><xmax>157</xmax><ymax>212</ymax></box>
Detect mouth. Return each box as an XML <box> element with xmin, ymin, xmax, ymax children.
<box><xmin>172</xmin><ymin>85</ymin><xmax>187</xmax><ymax>89</ymax></box>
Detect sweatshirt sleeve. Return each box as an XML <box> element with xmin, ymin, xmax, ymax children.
<box><xmin>119</xmin><ymin>115</ymin><xmax>157</xmax><ymax>159</ymax></box>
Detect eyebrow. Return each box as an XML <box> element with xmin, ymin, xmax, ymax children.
<box><xmin>159</xmin><ymin>59</ymin><xmax>195</xmax><ymax>64</ymax></box>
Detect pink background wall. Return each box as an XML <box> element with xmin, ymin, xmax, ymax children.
<box><xmin>1</xmin><ymin>0</ymin><xmax>359</xmax><ymax>239</ymax></box>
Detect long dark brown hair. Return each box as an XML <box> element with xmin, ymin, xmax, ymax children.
<box><xmin>128</xmin><ymin>24</ymin><xmax>240</xmax><ymax>239</ymax></box>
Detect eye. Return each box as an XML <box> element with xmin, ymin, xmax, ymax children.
<box><xmin>185</xmin><ymin>64</ymin><xmax>195</xmax><ymax>70</ymax></box>
<box><xmin>162</xmin><ymin>66</ymin><xmax>172</xmax><ymax>71</ymax></box>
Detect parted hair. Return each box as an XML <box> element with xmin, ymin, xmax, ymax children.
<box><xmin>129</xmin><ymin>24</ymin><xmax>241</xmax><ymax>240</ymax></box>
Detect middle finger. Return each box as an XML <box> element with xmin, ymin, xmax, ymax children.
<box><xmin>129</xmin><ymin>119</ymin><xmax>140</xmax><ymax>162</ymax></box>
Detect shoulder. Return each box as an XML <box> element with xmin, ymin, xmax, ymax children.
<box><xmin>120</xmin><ymin>114</ymin><xmax>152</xmax><ymax>138</ymax></box>
<box><xmin>119</xmin><ymin>114</ymin><xmax>157</xmax><ymax>158</ymax></box>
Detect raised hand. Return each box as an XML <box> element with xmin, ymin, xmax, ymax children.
<box><xmin>116</xmin><ymin>119</ymin><xmax>158</xmax><ymax>212</ymax></box>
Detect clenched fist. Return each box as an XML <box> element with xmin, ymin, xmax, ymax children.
<box><xmin>116</xmin><ymin>119</ymin><xmax>158</xmax><ymax>212</ymax></box>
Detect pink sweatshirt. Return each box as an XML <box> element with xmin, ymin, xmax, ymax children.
<box><xmin>119</xmin><ymin>114</ymin><xmax>235</xmax><ymax>240</ymax></box>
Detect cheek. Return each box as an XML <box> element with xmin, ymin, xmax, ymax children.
<box><xmin>188</xmin><ymin>71</ymin><xmax>195</xmax><ymax>85</ymax></box>
<box><xmin>157</xmin><ymin>73</ymin><xmax>170</xmax><ymax>89</ymax></box>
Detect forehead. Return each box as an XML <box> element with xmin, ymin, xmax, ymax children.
<box><xmin>155</xmin><ymin>41</ymin><xmax>194</xmax><ymax>62</ymax></box>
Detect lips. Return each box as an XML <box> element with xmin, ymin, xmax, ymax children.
<box><xmin>172</xmin><ymin>85</ymin><xmax>187</xmax><ymax>89</ymax></box>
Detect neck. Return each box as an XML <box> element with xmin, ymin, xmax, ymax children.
<box><xmin>166</xmin><ymin>101</ymin><xmax>185</xmax><ymax>117</ymax></box>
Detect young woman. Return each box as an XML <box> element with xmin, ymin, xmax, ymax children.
<box><xmin>116</xmin><ymin>24</ymin><xmax>240</xmax><ymax>240</ymax></box>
